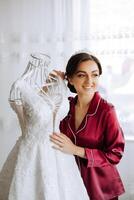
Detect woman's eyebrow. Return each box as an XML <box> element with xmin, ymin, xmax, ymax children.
<box><xmin>75</xmin><ymin>70</ymin><xmax>99</xmax><ymax>74</ymax></box>
<box><xmin>75</xmin><ymin>71</ymin><xmax>86</xmax><ymax>74</ymax></box>
<box><xmin>92</xmin><ymin>70</ymin><xmax>99</xmax><ymax>73</ymax></box>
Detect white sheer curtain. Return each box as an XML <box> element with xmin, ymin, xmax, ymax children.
<box><xmin>0</xmin><ymin>0</ymin><xmax>91</xmax><ymax>168</ymax></box>
<box><xmin>0</xmin><ymin>0</ymin><xmax>90</xmax><ymax>68</ymax></box>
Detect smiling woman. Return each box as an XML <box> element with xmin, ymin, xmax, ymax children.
<box><xmin>68</xmin><ymin>60</ymin><xmax>100</xmax><ymax>97</ymax></box>
<box><xmin>50</xmin><ymin>52</ymin><xmax>125</xmax><ymax>200</ymax></box>
<box><xmin>65</xmin><ymin>53</ymin><xmax>102</xmax><ymax>94</ymax></box>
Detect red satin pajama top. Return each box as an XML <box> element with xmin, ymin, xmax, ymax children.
<box><xmin>59</xmin><ymin>92</ymin><xmax>125</xmax><ymax>200</ymax></box>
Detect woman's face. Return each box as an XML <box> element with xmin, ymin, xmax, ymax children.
<box><xmin>68</xmin><ymin>60</ymin><xmax>100</xmax><ymax>95</ymax></box>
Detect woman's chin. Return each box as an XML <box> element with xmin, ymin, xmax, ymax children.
<box><xmin>84</xmin><ymin>88</ymin><xmax>95</xmax><ymax>93</ymax></box>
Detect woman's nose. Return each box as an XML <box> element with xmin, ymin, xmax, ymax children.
<box><xmin>85</xmin><ymin>75</ymin><xmax>93</xmax><ymax>84</ymax></box>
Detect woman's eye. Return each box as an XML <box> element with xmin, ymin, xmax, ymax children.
<box><xmin>77</xmin><ymin>74</ymin><xmax>85</xmax><ymax>77</ymax></box>
<box><xmin>92</xmin><ymin>74</ymin><xmax>99</xmax><ymax>77</ymax></box>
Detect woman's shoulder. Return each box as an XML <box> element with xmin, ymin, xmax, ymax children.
<box><xmin>99</xmin><ymin>96</ymin><xmax>115</xmax><ymax>112</ymax></box>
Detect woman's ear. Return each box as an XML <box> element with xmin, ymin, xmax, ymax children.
<box><xmin>68</xmin><ymin>77</ymin><xmax>73</xmax><ymax>85</ymax></box>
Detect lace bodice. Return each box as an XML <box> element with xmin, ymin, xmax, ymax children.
<box><xmin>10</xmin><ymin>78</ymin><xmax>69</xmax><ymax>140</ymax></box>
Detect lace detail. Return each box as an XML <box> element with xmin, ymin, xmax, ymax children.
<box><xmin>0</xmin><ymin>79</ymin><xmax>89</xmax><ymax>200</ymax></box>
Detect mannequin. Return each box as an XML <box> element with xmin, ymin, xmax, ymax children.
<box><xmin>9</xmin><ymin>53</ymin><xmax>60</xmax><ymax>135</ymax></box>
<box><xmin>9</xmin><ymin>53</ymin><xmax>53</xmax><ymax>101</ymax></box>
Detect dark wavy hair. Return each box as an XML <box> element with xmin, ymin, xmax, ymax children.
<box><xmin>65</xmin><ymin>52</ymin><xmax>102</xmax><ymax>93</ymax></box>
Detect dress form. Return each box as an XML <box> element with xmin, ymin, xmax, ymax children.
<box><xmin>9</xmin><ymin>53</ymin><xmax>60</xmax><ymax>136</ymax></box>
<box><xmin>25</xmin><ymin>53</ymin><xmax>63</xmax><ymax>132</ymax></box>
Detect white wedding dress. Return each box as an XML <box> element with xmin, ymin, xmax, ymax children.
<box><xmin>0</xmin><ymin>78</ymin><xmax>89</xmax><ymax>200</ymax></box>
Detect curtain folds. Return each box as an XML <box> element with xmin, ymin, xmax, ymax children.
<box><xmin>0</xmin><ymin>0</ymin><xmax>91</xmax><ymax>68</ymax></box>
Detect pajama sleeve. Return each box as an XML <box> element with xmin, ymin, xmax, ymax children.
<box><xmin>85</xmin><ymin>108</ymin><xmax>125</xmax><ymax>167</ymax></box>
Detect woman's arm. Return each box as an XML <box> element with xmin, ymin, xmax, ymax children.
<box><xmin>85</xmin><ymin>108</ymin><xmax>125</xmax><ymax>167</ymax></box>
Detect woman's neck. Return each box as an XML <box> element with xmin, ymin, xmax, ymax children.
<box><xmin>76</xmin><ymin>93</ymin><xmax>94</xmax><ymax>109</ymax></box>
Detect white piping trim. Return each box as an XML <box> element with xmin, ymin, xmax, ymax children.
<box><xmin>76</xmin><ymin>98</ymin><xmax>101</xmax><ymax>134</ymax></box>
<box><xmin>76</xmin><ymin>114</ymin><xmax>89</xmax><ymax>135</ymax></box>
<box><xmin>67</xmin><ymin>98</ymin><xmax>101</xmax><ymax>170</ymax></box>
<box><xmin>87</xmin><ymin>98</ymin><xmax>101</xmax><ymax>116</ymax></box>
<box><xmin>68</xmin><ymin>121</ymin><xmax>81</xmax><ymax>172</ymax></box>
<box><xmin>68</xmin><ymin>121</ymin><xmax>76</xmax><ymax>143</ymax></box>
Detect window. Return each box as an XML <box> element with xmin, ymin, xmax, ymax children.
<box><xmin>89</xmin><ymin>0</ymin><xmax>134</xmax><ymax>139</ymax></box>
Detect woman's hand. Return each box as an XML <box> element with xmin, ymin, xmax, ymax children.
<box><xmin>49</xmin><ymin>70</ymin><xmax>65</xmax><ymax>80</ymax></box>
<box><xmin>50</xmin><ymin>132</ymin><xmax>76</xmax><ymax>155</ymax></box>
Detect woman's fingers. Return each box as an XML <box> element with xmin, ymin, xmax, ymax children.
<box><xmin>52</xmin><ymin>145</ymin><xmax>63</xmax><ymax>151</ymax></box>
<box><xmin>50</xmin><ymin>134</ymin><xmax>64</xmax><ymax>147</ymax></box>
<box><xmin>48</xmin><ymin>71</ymin><xmax>65</xmax><ymax>81</ymax></box>
<box><xmin>50</xmin><ymin>133</ymin><xmax>76</xmax><ymax>155</ymax></box>
<box><xmin>53</xmin><ymin>70</ymin><xmax>65</xmax><ymax>79</ymax></box>
<box><xmin>50</xmin><ymin>133</ymin><xmax>64</xmax><ymax>142</ymax></box>
<box><xmin>53</xmin><ymin>132</ymin><xmax>69</xmax><ymax>140</ymax></box>
<box><xmin>50</xmin><ymin>138</ymin><xmax>63</xmax><ymax>147</ymax></box>
<box><xmin>50</xmin><ymin>133</ymin><xmax>72</xmax><ymax>152</ymax></box>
